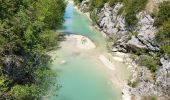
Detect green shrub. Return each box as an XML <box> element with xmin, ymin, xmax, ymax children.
<box><xmin>108</xmin><ymin>0</ymin><xmax>123</xmax><ymax>6</ymax></box>
<box><xmin>10</xmin><ymin>85</ymin><xmax>39</xmax><ymax>100</ymax></box>
<box><xmin>142</xmin><ymin>96</ymin><xmax>157</xmax><ymax>100</ymax></box>
<box><xmin>90</xmin><ymin>0</ymin><xmax>105</xmax><ymax>9</ymax></box>
<box><xmin>128</xmin><ymin>80</ymin><xmax>138</xmax><ymax>88</ymax></box>
<box><xmin>139</xmin><ymin>55</ymin><xmax>159</xmax><ymax>72</ymax></box>
<box><xmin>125</xmin><ymin>11</ymin><xmax>138</xmax><ymax>28</ymax></box>
<box><xmin>74</xmin><ymin>0</ymin><xmax>84</xmax><ymax>5</ymax></box>
<box><xmin>154</xmin><ymin>1</ymin><xmax>170</xmax><ymax>27</ymax></box>
<box><xmin>160</xmin><ymin>45</ymin><xmax>170</xmax><ymax>59</ymax></box>
<box><xmin>0</xmin><ymin>0</ymin><xmax>65</xmax><ymax>99</ymax></box>
<box><xmin>123</xmin><ymin>0</ymin><xmax>148</xmax><ymax>28</ymax></box>
<box><xmin>90</xmin><ymin>9</ymin><xmax>99</xmax><ymax>24</ymax></box>
<box><xmin>155</xmin><ymin>1</ymin><xmax>170</xmax><ymax>58</ymax></box>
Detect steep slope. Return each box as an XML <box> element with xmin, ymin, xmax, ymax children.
<box><xmin>76</xmin><ymin>0</ymin><xmax>170</xmax><ymax>99</ymax></box>
<box><xmin>0</xmin><ymin>0</ymin><xmax>65</xmax><ymax>99</ymax></box>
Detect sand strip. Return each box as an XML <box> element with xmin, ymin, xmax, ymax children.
<box><xmin>98</xmin><ymin>55</ymin><xmax>115</xmax><ymax>70</ymax></box>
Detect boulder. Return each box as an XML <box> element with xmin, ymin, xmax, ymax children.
<box><xmin>127</xmin><ymin>36</ymin><xmax>147</xmax><ymax>49</ymax></box>
<box><xmin>98</xmin><ymin>3</ymin><xmax>126</xmax><ymax>35</ymax></box>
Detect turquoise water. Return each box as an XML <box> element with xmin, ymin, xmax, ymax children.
<box><xmin>47</xmin><ymin>2</ymin><xmax>129</xmax><ymax>100</ymax></box>
<box><xmin>58</xmin><ymin>3</ymin><xmax>107</xmax><ymax>51</ymax></box>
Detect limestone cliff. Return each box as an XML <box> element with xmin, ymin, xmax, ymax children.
<box><xmin>77</xmin><ymin>0</ymin><xmax>170</xmax><ymax>99</ymax></box>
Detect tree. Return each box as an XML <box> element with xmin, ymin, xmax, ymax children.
<box><xmin>0</xmin><ymin>0</ymin><xmax>66</xmax><ymax>99</ymax></box>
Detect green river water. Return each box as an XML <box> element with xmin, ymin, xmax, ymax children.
<box><xmin>48</xmin><ymin>2</ymin><xmax>130</xmax><ymax>100</ymax></box>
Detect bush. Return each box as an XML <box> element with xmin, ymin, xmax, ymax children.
<box><xmin>10</xmin><ymin>85</ymin><xmax>39</xmax><ymax>100</ymax></box>
<box><xmin>74</xmin><ymin>0</ymin><xmax>84</xmax><ymax>5</ymax></box>
<box><xmin>155</xmin><ymin>1</ymin><xmax>170</xmax><ymax>58</ymax></box>
<box><xmin>154</xmin><ymin>1</ymin><xmax>170</xmax><ymax>27</ymax></box>
<box><xmin>128</xmin><ymin>80</ymin><xmax>138</xmax><ymax>88</ymax></box>
<box><xmin>90</xmin><ymin>9</ymin><xmax>99</xmax><ymax>24</ymax></box>
<box><xmin>0</xmin><ymin>0</ymin><xmax>65</xmax><ymax>99</ymax></box>
<box><xmin>108</xmin><ymin>0</ymin><xmax>123</xmax><ymax>6</ymax></box>
<box><xmin>139</xmin><ymin>55</ymin><xmax>159</xmax><ymax>72</ymax></box>
<box><xmin>142</xmin><ymin>96</ymin><xmax>157</xmax><ymax>100</ymax></box>
<box><xmin>125</xmin><ymin>11</ymin><xmax>138</xmax><ymax>27</ymax></box>
<box><xmin>123</xmin><ymin>0</ymin><xmax>148</xmax><ymax>28</ymax></box>
<box><xmin>90</xmin><ymin>0</ymin><xmax>106</xmax><ymax>10</ymax></box>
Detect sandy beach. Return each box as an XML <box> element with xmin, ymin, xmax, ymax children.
<box><xmin>66</xmin><ymin>34</ymin><xmax>96</xmax><ymax>50</ymax></box>
<box><xmin>98</xmin><ymin>55</ymin><xmax>115</xmax><ymax>70</ymax></box>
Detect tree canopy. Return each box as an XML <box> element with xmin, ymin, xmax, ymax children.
<box><xmin>0</xmin><ymin>0</ymin><xmax>65</xmax><ymax>99</ymax></box>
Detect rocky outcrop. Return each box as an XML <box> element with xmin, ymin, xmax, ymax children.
<box><xmin>156</xmin><ymin>57</ymin><xmax>170</xmax><ymax>96</ymax></box>
<box><xmin>126</xmin><ymin>57</ymin><xmax>170</xmax><ymax>99</ymax></box>
<box><xmin>90</xmin><ymin>2</ymin><xmax>159</xmax><ymax>52</ymax></box>
<box><xmin>127</xmin><ymin>12</ymin><xmax>159</xmax><ymax>51</ymax></box>
<box><xmin>80</xmin><ymin>0</ymin><xmax>90</xmax><ymax>12</ymax></box>
<box><xmin>98</xmin><ymin>3</ymin><xmax>127</xmax><ymax>36</ymax></box>
<box><xmin>97</xmin><ymin>3</ymin><xmax>129</xmax><ymax>52</ymax></box>
<box><xmin>78</xmin><ymin>0</ymin><xmax>170</xmax><ymax>99</ymax></box>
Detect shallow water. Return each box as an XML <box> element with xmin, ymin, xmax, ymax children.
<box><xmin>48</xmin><ymin>2</ymin><xmax>129</xmax><ymax>100</ymax></box>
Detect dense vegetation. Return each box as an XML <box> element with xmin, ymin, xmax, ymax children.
<box><xmin>74</xmin><ymin>0</ymin><xmax>84</xmax><ymax>5</ymax></box>
<box><xmin>132</xmin><ymin>1</ymin><xmax>170</xmax><ymax>73</ymax></box>
<box><xmin>138</xmin><ymin>55</ymin><xmax>159</xmax><ymax>73</ymax></box>
<box><xmin>155</xmin><ymin>1</ymin><xmax>170</xmax><ymax>58</ymax></box>
<box><xmin>0</xmin><ymin>0</ymin><xmax>65</xmax><ymax>99</ymax></box>
<box><xmin>122</xmin><ymin>0</ymin><xmax>148</xmax><ymax>28</ymax></box>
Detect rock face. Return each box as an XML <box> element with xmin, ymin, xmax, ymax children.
<box><xmin>127</xmin><ymin>57</ymin><xmax>170</xmax><ymax>98</ymax></box>
<box><xmin>80</xmin><ymin>0</ymin><xmax>90</xmax><ymax>12</ymax></box>
<box><xmin>79</xmin><ymin>0</ymin><xmax>170</xmax><ymax>99</ymax></box>
<box><xmin>156</xmin><ymin>58</ymin><xmax>170</xmax><ymax>96</ymax></box>
<box><xmin>127</xmin><ymin>12</ymin><xmax>159</xmax><ymax>51</ymax></box>
<box><xmin>87</xmin><ymin>2</ymin><xmax>159</xmax><ymax>52</ymax></box>
<box><xmin>98</xmin><ymin>3</ymin><xmax>126</xmax><ymax>36</ymax></box>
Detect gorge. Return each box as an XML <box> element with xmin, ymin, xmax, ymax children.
<box><xmin>0</xmin><ymin>0</ymin><xmax>170</xmax><ymax>100</ymax></box>
<box><xmin>47</xmin><ymin>2</ymin><xmax>130</xmax><ymax>100</ymax></box>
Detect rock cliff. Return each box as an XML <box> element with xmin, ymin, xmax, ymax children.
<box><xmin>78</xmin><ymin>0</ymin><xmax>170</xmax><ymax>99</ymax></box>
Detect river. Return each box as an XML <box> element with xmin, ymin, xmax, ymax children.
<box><xmin>47</xmin><ymin>2</ymin><xmax>130</xmax><ymax>100</ymax></box>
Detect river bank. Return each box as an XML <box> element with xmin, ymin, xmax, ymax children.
<box><xmin>73</xmin><ymin>2</ymin><xmax>134</xmax><ymax>100</ymax></box>
<box><xmin>47</xmin><ymin>1</ymin><xmax>133</xmax><ymax>100</ymax></box>
<box><xmin>48</xmin><ymin>33</ymin><xmax>132</xmax><ymax>99</ymax></box>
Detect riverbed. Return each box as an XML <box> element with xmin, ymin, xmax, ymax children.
<box><xmin>47</xmin><ymin>2</ymin><xmax>130</xmax><ymax>100</ymax></box>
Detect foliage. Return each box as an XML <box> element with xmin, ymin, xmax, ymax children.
<box><xmin>0</xmin><ymin>0</ymin><xmax>65</xmax><ymax>99</ymax></box>
<box><xmin>154</xmin><ymin>1</ymin><xmax>170</xmax><ymax>27</ymax></box>
<box><xmin>74</xmin><ymin>0</ymin><xmax>84</xmax><ymax>5</ymax></box>
<box><xmin>122</xmin><ymin>0</ymin><xmax>148</xmax><ymax>28</ymax></box>
<box><xmin>128</xmin><ymin>80</ymin><xmax>138</xmax><ymax>88</ymax></box>
<box><xmin>89</xmin><ymin>0</ymin><xmax>106</xmax><ymax>10</ymax></box>
<box><xmin>108</xmin><ymin>0</ymin><xmax>123</xmax><ymax>6</ymax></box>
<box><xmin>155</xmin><ymin>1</ymin><xmax>170</xmax><ymax>58</ymax></box>
<box><xmin>90</xmin><ymin>9</ymin><xmax>99</xmax><ymax>25</ymax></box>
<box><xmin>88</xmin><ymin>0</ymin><xmax>123</xmax><ymax>9</ymax></box>
<box><xmin>138</xmin><ymin>55</ymin><xmax>159</xmax><ymax>72</ymax></box>
<box><xmin>142</xmin><ymin>96</ymin><xmax>157</xmax><ymax>100</ymax></box>
<box><xmin>10</xmin><ymin>85</ymin><xmax>39</xmax><ymax>100</ymax></box>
